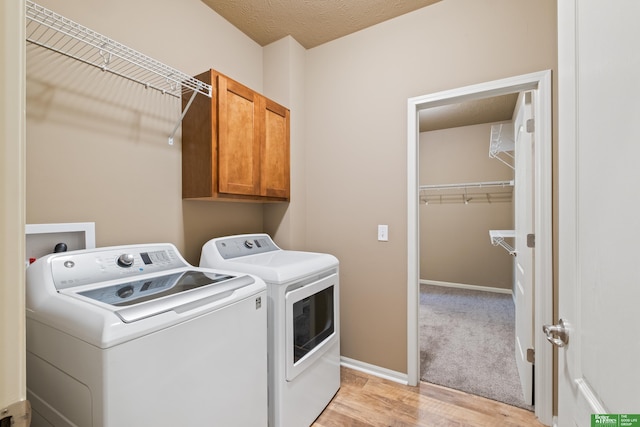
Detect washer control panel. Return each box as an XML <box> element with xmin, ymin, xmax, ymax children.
<box><xmin>214</xmin><ymin>234</ymin><xmax>279</xmax><ymax>260</ymax></box>
<box><xmin>50</xmin><ymin>244</ymin><xmax>186</xmax><ymax>290</ymax></box>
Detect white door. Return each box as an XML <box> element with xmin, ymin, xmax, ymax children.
<box><xmin>513</xmin><ymin>92</ymin><xmax>534</xmax><ymax>405</ymax></box>
<box><xmin>557</xmin><ymin>1</ymin><xmax>640</xmax><ymax>425</ymax></box>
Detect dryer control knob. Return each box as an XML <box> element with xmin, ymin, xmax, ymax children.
<box><xmin>244</xmin><ymin>240</ymin><xmax>254</xmax><ymax>249</ymax></box>
<box><xmin>117</xmin><ymin>253</ymin><xmax>135</xmax><ymax>268</ymax></box>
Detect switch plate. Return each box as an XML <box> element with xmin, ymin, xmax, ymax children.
<box><xmin>378</xmin><ymin>224</ymin><xmax>389</xmax><ymax>242</ymax></box>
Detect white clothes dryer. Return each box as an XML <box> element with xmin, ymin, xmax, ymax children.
<box><xmin>26</xmin><ymin>243</ymin><xmax>268</xmax><ymax>427</ymax></box>
<box><xmin>200</xmin><ymin>234</ymin><xmax>340</xmax><ymax>427</ymax></box>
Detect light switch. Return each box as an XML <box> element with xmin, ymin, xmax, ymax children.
<box><xmin>378</xmin><ymin>224</ymin><xmax>389</xmax><ymax>242</ymax></box>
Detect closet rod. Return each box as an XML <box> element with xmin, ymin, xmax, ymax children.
<box><xmin>420</xmin><ymin>180</ymin><xmax>514</xmax><ymax>191</ymax></box>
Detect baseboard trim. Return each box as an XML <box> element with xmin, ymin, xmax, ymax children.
<box><xmin>0</xmin><ymin>400</ymin><xmax>31</xmax><ymax>427</ymax></box>
<box><xmin>340</xmin><ymin>356</ymin><xmax>408</xmax><ymax>385</ymax></box>
<box><xmin>420</xmin><ymin>279</ymin><xmax>512</xmax><ymax>295</ymax></box>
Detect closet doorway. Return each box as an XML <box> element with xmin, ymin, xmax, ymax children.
<box><xmin>418</xmin><ymin>93</ymin><xmax>529</xmax><ymax>409</ymax></box>
<box><xmin>406</xmin><ymin>71</ymin><xmax>553</xmax><ymax>425</ymax></box>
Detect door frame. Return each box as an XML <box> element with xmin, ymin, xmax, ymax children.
<box><xmin>406</xmin><ymin>70</ymin><xmax>553</xmax><ymax>425</ymax></box>
<box><xmin>1</xmin><ymin>0</ymin><xmax>27</xmax><ymax>413</ymax></box>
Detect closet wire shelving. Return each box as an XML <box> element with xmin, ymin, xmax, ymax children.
<box><xmin>25</xmin><ymin>0</ymin><xmax>212</xmax><ymax>145</ymax></box>
<box><xmin>421</xmin><ymin>123</ymin><xmax>518</xmax><ymax>253</ymax></box>
<box><xmin>419</xmin><ymin>180</ymin><xmax>514</xmax><ymax>205</ymax></box>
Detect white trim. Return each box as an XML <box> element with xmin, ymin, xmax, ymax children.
<box><xmin>420</xmin><ymin>279</ymin><xmax>513</xmax><ymax>295</ymax></box>
<box><xmin>1</xmin><ymin>0</ymin><xmax>27</xmax><ymax>407</ymax></box>
<box><xmin>340</xmin><ymin>356</ymin><xmax>408</xmax><ymax>385</ymax></box>
<box><xmin>407</xmin><ymin>70</ymin><xmax>553</xmax><ymax>425</ymax></box>
<box><xmin>532</xmin><ymin>70</ymin><xmax>554</xmax><ymax>426</ymax></box>
<box><xmin>556</xmin><ymin>1</ymin><xmax>578</xmax><ymax>425</ymax></box>
<box><xmin>25</xmin><ymin>222</ymin><xmax>96</xmax><ymax>249</ymax></box>
<box><xmin>575</xmin><ymin>379</ymin><xmax>606</xmax><ymax>414</ymax></box>
<box><xmin>406</xmin><ymin>95</ymin><xmax>420</xmax><ymax>387</ymax></box>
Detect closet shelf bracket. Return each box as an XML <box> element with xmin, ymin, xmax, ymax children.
<box><xmin>169</xmin><ymin>90</ymin><xmax>198</xmax><ymax>145</ymax></box>
<box><xmin>489</xmin><ymin>124</ymin><xmax>515</xmax><ymax>170</ymax></box>
<box><xmin>25</xmin><ymin>0</ymin><xmax>213</xmax><ymax>145</ymax></box>
<box><xmin>489</xmin><ymin>230</ymin><xmax>517</xmax><ymax>256</ymax></box>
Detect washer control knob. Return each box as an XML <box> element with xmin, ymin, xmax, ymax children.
<box><xmin>244</xmin><ymin>240</ymin><xmax>254</xmax><ymax>249</ymax></box>
<box><xmin>117</xmin><ymin>285</ymin><xmax>134</xmax><ymax>299</ymax></box>
<box><xmin>117</xmin><ymin>253</ymin><xmax>135</xmax><ymax>268</ymax></box>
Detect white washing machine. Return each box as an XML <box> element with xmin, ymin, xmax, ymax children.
<box><xmin>200</xmin><ymin>234</ymin><xmax>340</xmax><ymax>427</ymax></box>
<box><xmin>26</xmin><ymin>243</ymin><xmax>268</xmax><ymax>427</ymax></box>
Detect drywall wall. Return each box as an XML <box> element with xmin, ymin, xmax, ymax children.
<box><xmin>303</xmin><ymin>0</ymin><xmax>556</xmax><ymax>373</ymax></box>
<box><xmin>263</xmin><ymin>36</ymin><xmax>308</xmax><ymax>250</ymax></box>
<box><xmin>25</xmin><ymin>0</ymin><xmax>268</xmax><ymax>265</ymax></box>
<box><xmin>419</xmin><ymin>123</ymin><xmax>514</xmax><ymax>290</ymax></box>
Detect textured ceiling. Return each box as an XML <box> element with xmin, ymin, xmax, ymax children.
<box><xmin>203</xmin><ymin>0</ymin><xmax>518</xmax><ymax>131</ymax></box>
<box><xmin>201</xmin><ymin>0</ymin><xmax>442</xmax><ymax>49</ymax></box>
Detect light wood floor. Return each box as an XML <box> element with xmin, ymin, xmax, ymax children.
<box><xmin>312</xmin><ymin>367</ymin><xmax>546</xmax><ymax>427</ymax></box>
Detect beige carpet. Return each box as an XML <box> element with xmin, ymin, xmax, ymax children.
<box><xmin>419</xmin><ymin>284</ymin><xmax>533</xmax><ymax>410</ymax></box>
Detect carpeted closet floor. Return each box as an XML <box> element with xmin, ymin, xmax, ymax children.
<box><xmin>419</xmin><ymin>283</ymin><xmax>533</xmax><ymax>411</ymax></box>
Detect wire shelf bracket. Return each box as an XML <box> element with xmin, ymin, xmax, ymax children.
<box><xmin>25</xmin><ymin>0</ymin><xmax>212</xmax><ymax>145</ymax></box>
<box><xmin>489</xmin><ymin>124</ymin><xmax>515</xmax><ymax>170</ymax></box>
<box><xmin>489</xmin><ymin>230</ymin><xmax>517</xmax><ymax>256</ymax></box>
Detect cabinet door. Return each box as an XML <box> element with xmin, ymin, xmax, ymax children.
<box><xmin>217</xmin><ymin>75</ymin><xmax>261</xmax><ymax>196</ymax></box>
<box><xmin>261</xmin><ymin>99</ymin><xmax>290</xmax><ymax>199</ymax></box>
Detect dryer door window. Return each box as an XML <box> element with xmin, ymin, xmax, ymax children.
<box><xmin>292</xmin><ymin>285</ymin><xmax>334</xmax><ymax>363</ymax></box>
<box><xmin>285</xmin><ymin>272</ymin><xmax>338</xmax><ymax>381</ymax></box>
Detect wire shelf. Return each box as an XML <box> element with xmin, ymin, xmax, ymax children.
<box><xmin>25</xmin><ymin>1</ymin><xmax>211</xmax><ymax>100</ymax></box>
<box><xmin>419</xmin><ymin>180</ymin><xmax>514</xmax><ymax>204</ymax></box>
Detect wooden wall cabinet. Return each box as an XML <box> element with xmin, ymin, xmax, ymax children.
<box><xmin>182</xmin><ymin>69</ymin><xmax>290</xmax><ymax>202</ymax></box>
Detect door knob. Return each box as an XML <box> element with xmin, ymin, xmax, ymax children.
<box><xmin>542</xmin><ymin>318</ymin><xmax>569</xmax><ymax>347</ymax></box>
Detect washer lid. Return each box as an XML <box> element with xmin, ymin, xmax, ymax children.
<box><xmin>64</xmin><ymin>270</ymin><xmax>255</xmax><ymax>323</ymax></box>
<box><xmin>210</xmin><ymin>250</ymin><xmax>338</xmax><ymax>284</ymax></box>
<box><xmin>77</xmin><ymin>270</ymin><xmax>235</xmax><ymax>306</ymax></box>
